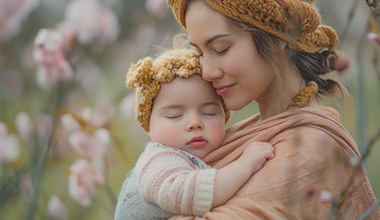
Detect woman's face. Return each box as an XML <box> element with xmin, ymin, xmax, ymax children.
<box><xmin>185</xmin><ymin>1</ymin><xmax>276</xmax><ymax>110</ymax></box>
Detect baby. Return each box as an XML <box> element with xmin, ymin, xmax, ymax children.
<box><xmin>114</xmin><ymin>48</ymin><xmax>274</xmax><ymax>219</ymax></box>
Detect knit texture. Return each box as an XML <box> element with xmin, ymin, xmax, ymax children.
<box><xmin>114</xmin><ymin>142</ymin><xmax>216</xmax><ymax>219</ymax></box>
<box><xmin>288</xmin><ymin>81</ymin><xmax>318</xmax><ymax>109</ymax></box>
<box><xmin>167</xmin><ymin>0</ymin><xmax>338</xmax><ymax>53</ymax></box>
<box><xmin>126</xmin><ymin>49</ymin><xmax>231</xmax><ymax>132</ymax></box>
<box><xmin>137</xmin><ymin>143</ymin><xmax>216</xmax><ymax>216</ymax></box>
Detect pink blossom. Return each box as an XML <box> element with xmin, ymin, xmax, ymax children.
<box><xmin>34</xmin><ymin>28</ymin><xmax>64</xmax><ymax>54</ymax></box>
<box><xmin>68</xmin><ymin>129</ymin><xmax>110</xmax><ymax>159</ymax></box>
<box><xmin>61</xmin><ymin>114</ymin><xmax>81</xmax><ymax>133</ymax></box>
<box><xmin>304</xmin><ymin>185</ymin><xmax>318</xmax><ymax>200</ymax></box>
<box><xmin>47</xmin><ymin>195</ymin><xmax>68</xmax><ymax>220</ymax></box>
<box><xmin>68</xmin><ymin>159</ymin><xmax>104</xmax><ymax>206</ymax></box>
<box><xmin>55</xmin><ymin>23</ymin><xmax>76</xmax><ymax>51</ymax></box>
<box><xmin>15</xmin><ymin>111</ymin><xmax>34</xmax><ymax>140</ymax></box>
<box><xmin>319</xmin><ymin>190</ymin><xmax>335</xmax><ymax>203</ymax></box>
<box><xmin>95</xmin><ymin>6</ymin><xmax>119</xmax><ymax>47</ymax></box>
<box><xmin>367</xmin><ymin>32</ymin><xmax>380</xmax><ymax>45</ymax></box>
<box><xmin>75</xmin><ymin>107</ymin><xmax>113</xmax><ymax>128</ymax></box>
<box><xmin>334</xmin><ymin>55</ymin><xmax>350</xmax><ymax>72</ymax></box>
<box><xmin>145</xmin><ymin>0</ymin><xmax>167</xmax><ymax>16</ymax></box>
<box><xmin>0</xmin><ymin>0</ymin><xmax>40</xmax><ymax>41</ymax></box>
<box><xmin>64</xmin><ymin>0</ymin><xmax>119</xmax><ymax>46</ymax></box>
<box><xmin>343</xmin><ymin>149</ymin><xmax>361</xmax><ymax>167</ymax></box>
<box><xmin>91</xmin><ymin>107</ymin><xmax>114</xmax><ymax>128</ymax></box>
<box><xmin>0</xmin><ymin>122</ymin><xmax>20</xmax><ymax>171</ymax></box>
<box><xmin>33</xmin><ymin>29</ymin><xmax>74</xmax><ymax>89</ymax></box>
<box><xmin>61</xmin><ymin>107</ymin><xmax>112</xmax><ymax>131</ymax></box>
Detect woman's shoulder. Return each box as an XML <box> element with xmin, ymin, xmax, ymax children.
<box><xmin>275</xmin><ymin>124</ymin><xmax>338</xmax><ymax>146</ymax></box>
<box><xmin>271</xmin><ymin>106</ymin><xmax>350</xmax><ymax>151</ymax></box>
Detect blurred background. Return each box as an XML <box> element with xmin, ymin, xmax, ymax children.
<box><xmin>0</xmin><ymin>0</ymin><xmax>379</xmax><ymax>219</ymax></box>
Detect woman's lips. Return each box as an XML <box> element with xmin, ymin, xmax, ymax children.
<box><xmin>187</xmin><ymin>136</ymin><xmax>208</xmax><ymax>148</ymax></box>
<box><xmin>215</xmin><ymin>84</ymin><xmax>233</xmax><ymax>96</ymax></box>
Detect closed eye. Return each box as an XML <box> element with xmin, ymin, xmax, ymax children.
<box><xmin>202</xmin><ymin>112</ymin><xmax>217</xmax><ymax>116</ymax></box>
<box><xmin>215</xmin><ymin>47</ymin><xmax>229</xmax><ymax>55</ymax></box>
<box><xmin>165</xmin><ymin>115</ymin><xmax>182</xmax><ymax>119</ymax></box>
<box><xmin>201</xmin><ymin>104</ymin><xmax>222</xmax><ymax>116</ymax></box>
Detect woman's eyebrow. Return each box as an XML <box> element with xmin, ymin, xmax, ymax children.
<box><xmin>189</xmin><ymin>34</ymin><xmax>230</xmax><ymax>47</ymax></box>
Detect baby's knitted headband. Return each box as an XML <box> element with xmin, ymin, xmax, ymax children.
<box><xmin>167</xmin><ymin>0</ymin><xmax>338</xmax><ymax>53</ymax></box>
<box><xmin>126</xmin><ymin>49</ymin><xmax>231</xmax><ymax>132</ymax></box>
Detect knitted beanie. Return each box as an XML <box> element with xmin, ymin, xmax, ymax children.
<box><xmin>167</xmin><ymin>0</ymin><xmax>338</xmax><ymax>53</ymax></box>
<box><xmin>126</xmin><ymin>49</ymin><xmax>231</xmax><ymax>132</ymax></box>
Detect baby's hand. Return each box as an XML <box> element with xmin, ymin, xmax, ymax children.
<box><xmin>240</xmin><ymin>142</ymin><xmax>274</xmax><ymax>173</ymax></box>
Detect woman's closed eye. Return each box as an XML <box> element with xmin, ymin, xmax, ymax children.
<box><xmin>214</xmin><ymin>47</ymin><xmax>229</xmax><ymax>55</ymax></box>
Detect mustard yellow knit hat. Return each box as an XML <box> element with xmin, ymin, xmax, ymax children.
<box><xmin>167</xmin><ymin>0</ymin><xmax>338</xmax><ymax>53</ymax></box>
<box><xmin>126</xmin><ymin>49</ymin><xmax>231</xmax><ymax>132</ymax></box>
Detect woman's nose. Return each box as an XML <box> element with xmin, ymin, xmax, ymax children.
<box><xmin>201</xmin><ymin>57</ymin><xmax>222</xmax><ymax>82</ymax></box>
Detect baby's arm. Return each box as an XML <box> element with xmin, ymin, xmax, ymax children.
<box><xmin>212</xmin><ymin>142</ymin><xmax>274</xmax><ymax>207</ymax></box>
<box><xmin>137</xmin><ymin>144</ymin><xmax>216</xmax><ymax>216</ymax></box>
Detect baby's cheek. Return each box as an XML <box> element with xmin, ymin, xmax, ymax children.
<box><xmin>208</xmin><ymin>121</ymin><xmax>226</xmax><ymax>145</ymax></box>
<box><xmin>150</xmin><ymin>125</ymin><xmax>184</xmax><ymax>147</ymax></box>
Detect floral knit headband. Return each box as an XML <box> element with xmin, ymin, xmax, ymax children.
<box><xmin>126</xmin><ymin>49</ymin><xmax>231</xmax><ymax>132</ymax></box>
<box><xmin>167</xmin><ymin>0</ymin><xmax>338</xmax><ymax>53</ymax></box>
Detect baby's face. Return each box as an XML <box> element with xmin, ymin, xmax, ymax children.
<box><xmin>149</xmin><ymin>74</ymin><xmax>226</xmax><ymax>159</ymax></box>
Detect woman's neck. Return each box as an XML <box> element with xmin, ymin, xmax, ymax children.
<box><xmin>257</xmin><ymin>69</ymin><xmax>305</xmax><ymax>121</ymax></box>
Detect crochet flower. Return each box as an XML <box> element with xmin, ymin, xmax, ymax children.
<box><xmin>126</xmin><ymin>57</ymin><xmax>155</xmax><ymax>88</ymax></box>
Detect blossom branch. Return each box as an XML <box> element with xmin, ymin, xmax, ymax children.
<box><xmin>340</xmin><ymin>0</ymin><xmax>359</xmax><ymax>42</ymax></box>
<box><xmin>25</xmin><ymin>83</ymin><xmax>66</xmax><ymax>220</ymax></box>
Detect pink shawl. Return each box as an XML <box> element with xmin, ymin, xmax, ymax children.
<box><xmin>171</xmin><ymin>107</ymin><xmax>379</xmax><ymax>219</ymax></box>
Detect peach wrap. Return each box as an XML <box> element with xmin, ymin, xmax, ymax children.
<box><xmin>171</xmin><ymin>107</ymin><xmax>379</xmax><ymax>219</ymax></box>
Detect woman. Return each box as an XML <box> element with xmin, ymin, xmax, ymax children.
<box><xmin>166</xmin><ymin>0</ymin><xmax>380</xmax><ymax>219</ymax></box>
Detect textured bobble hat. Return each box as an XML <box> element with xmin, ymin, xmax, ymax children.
<box><xmin>126</xmin><ymin>49</ymin><xmax>231</xmax><ymax>132</ymax></box>
<box><xmin>167</xmin><ymin>0</ymin><xmax>338</xmax><ymax>53</ymax></box>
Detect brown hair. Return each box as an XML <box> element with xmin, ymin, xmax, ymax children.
<box><xmin>230</xmin><ymin>19</ymin><xmax>346</xmax><ymax>98</ymax></box>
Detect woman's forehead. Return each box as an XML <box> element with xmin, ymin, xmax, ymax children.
<box><xmin>185</xmin><ymin>1</ymin><xmax>232</xmax><ymax>44</ymax></box>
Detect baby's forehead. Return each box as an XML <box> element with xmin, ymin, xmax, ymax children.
<box><xmin>159</xmin><ymin>74</ymin><xmax>214</xmax><ymax>93</ymax></box>
<box><xmin>154</xmin><ymin>76</ymin><xmax>222</xmax><ymax>106</ymax></box>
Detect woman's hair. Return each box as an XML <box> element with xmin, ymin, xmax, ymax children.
<box><xmin>230</xmin><ymin>19</ymin><xmax>346</xmax><ymax>98</ymax></box>
<box><xmin>171</xmin><ymin>0</ymin><xmax>348</xmax><ymax>99</ymax></box>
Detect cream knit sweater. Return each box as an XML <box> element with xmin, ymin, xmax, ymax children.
<box><xmin>114</xmin><ymin>142</ymin><xmax>216</xmax><ymax>219</ymax></box>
